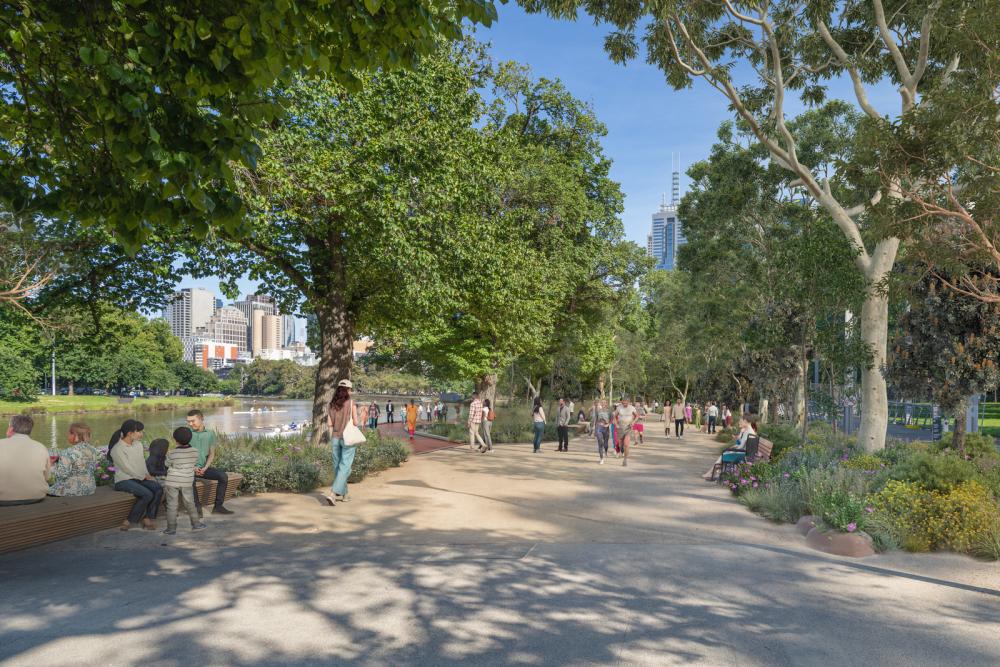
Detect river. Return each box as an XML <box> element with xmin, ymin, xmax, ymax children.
<box><xmin>37</xmin><ymin>395</ymin><xmax>448</xmax><ymax>450</ymax></box>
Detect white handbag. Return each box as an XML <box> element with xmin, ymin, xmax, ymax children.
<box><xmin>342</xmin><ymin>402</ymin><xmax>367</xmax><ymax>446</ymax></box>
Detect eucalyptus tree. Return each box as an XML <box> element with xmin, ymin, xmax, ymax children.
<box><xmin>0</xmin><ymin>1</ymin><xmax>496</xmax><ymax>247</ymax></box>
<box><xmin>194</xmin><ymin>45</ymin><xmax>497</xmax><ymax>441</ymax></box>
<box><xmin>393</xmin><ymin>63</ymin><xmax>649</xmax><ymax>403</ymax></box>
<box><xmin>523</xmin><ymin>0</ymin><xmax>973</xmax><ymax>450</ymax></box>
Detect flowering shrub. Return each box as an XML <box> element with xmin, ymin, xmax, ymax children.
<box><xmin>871</xmin><ymin>480</ymin><xmax>998</xmax><ymax>553</ymax></box>
<box><xmin>841</xmin><ymin>453</ymin><xmax>886</xmax><ymax>472</ymax></box>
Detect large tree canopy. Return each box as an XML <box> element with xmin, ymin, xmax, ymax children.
<box><xmin>0</xmin><ymin>1</ymin><xmax>496</xmax><ymax>246</ymax></box>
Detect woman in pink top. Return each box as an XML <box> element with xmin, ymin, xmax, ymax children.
<box><xmin>325</xmin><ymin>379</ymin><xmax>359</xmax><ymax>506</ymax></box>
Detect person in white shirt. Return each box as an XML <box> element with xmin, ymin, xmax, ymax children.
<box><xmin>707</xmin><ymin>402</ymin><xmax>720</xmax><ymax>434</ymax></box>
<box><xmin>0</xmin><ymin>415</ymin><xmax>50</xmax><ymax>506</ymax></box>
<box><xmin>613</xmin><ymin>398</ymin><xmax>638</xmax><ymax>467</ymax></box>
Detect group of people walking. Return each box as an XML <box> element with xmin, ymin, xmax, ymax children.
<box><xmin>661</xmin><ymin>399</ymin><xmax>732</xmax><ymax>436</ymax></box>
<box><xmin>0</xmin><ymin>410</ymin><xmax>234</xmax><ymax>535</ymax></box>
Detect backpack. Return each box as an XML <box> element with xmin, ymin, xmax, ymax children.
<box><xmin>487</xmin><ymin>408</ymin><xmax>495</xmax><ymax>422</ymax></box>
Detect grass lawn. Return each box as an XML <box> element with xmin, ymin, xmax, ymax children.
<box><xmin>0</xmin><ymin>395</ymin><xmax>233</xmax><ymax>416</ymax></box>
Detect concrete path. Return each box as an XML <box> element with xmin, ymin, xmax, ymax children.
<box><xmin>2</xmin><ymin>428</ymin><xmax>998</xmax><ymax>666</ymax></box>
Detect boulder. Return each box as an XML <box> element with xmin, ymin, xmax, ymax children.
<box><xmin>795</xmin><ymin>515</ymin><xmax>820</xmax><ymax>536</ymax></box>
<box><xmin>805</xmin><ymin>526</ymin><xmax>876</xmax><ymax>558</ymax></box>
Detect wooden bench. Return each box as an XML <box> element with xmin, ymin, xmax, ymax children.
<box><xmin>0</xmin><ymin>473</ymin><xmax>242</xmax><ymax>554</ymax></box>
<box><xmin>757</xmin><ymin>437</ymin><xmax>774</xmax><ymax>462</ymax></box>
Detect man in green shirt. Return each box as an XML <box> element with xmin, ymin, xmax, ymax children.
<box><xmin>185</xmin><ymin>409</ymin><xmax>234</xmax><ymax>516</ymax></box>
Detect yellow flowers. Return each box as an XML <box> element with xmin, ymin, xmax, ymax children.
<box><xmin>871</xmin><ymin>480</ymin><xmax>998</xmax><ymax>553</ymax></box>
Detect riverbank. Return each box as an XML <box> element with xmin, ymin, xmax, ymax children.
<box><xmin>0</xmin><ymin>395</ymin><xmax>234</xmax><ymax>417</ymax></box>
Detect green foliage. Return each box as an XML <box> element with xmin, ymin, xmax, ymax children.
<box><xmin>842</xmin><ymin>453</ymin><xmax>887</xmax><ymax>472</ymax></box>
<box><xmin>757</xmin><ymin>424</ymin><xmax>800</xmax><ymax>461</ymax></box>
<box><xmin>972</xmin><ymin>521</ymin><xmax>1000</xmax><ymax>561</ymax></box>
<box><xmin>1</xmin><ymin>1</ymin><xmax>496</xmax><ymax>246</ymax></box>
<box><xmin>888</xmin><ymin>451</ymin><xmax>980</xmax><ymax>493</ymax></box>
<box><xmin>737</xmin><ymin>482</ymin><xmax>808</xmax><ymax>524</ymax></box>
<box><xmin>936</xmin><ymin>432</ymin><xmax>998</xmax><ymax>459</ymax></box>
<box><xmin>168</xmin><ymin>362</ymin><xmax>219</xmax><ymax>395</ymax></box>
<box><xmin>238</xmin><ymin>359</ymin><xmax>314</xmax><ymax>398</ymax></box>
<box><xmin>0</xmin><ymin>346</ymin><xmax>38</xmax><ymax>400</ymax></box>
<box><xmin>213</xmin><ymin>431</ymin><xmax>409</xmax><ymax>493</ymax></box>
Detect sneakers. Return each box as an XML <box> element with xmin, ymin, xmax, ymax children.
<box><xmin>323</xmin><ymin>494</ymin><xmax>336</xmax><ymax>506</ymax></box>
<box><xmin>212</xmin><ymin>506</ymin><xmax>234</xmax><ymax>515</ymax></box>
<box><xmin>599</xmin><ymin>458</ymin><xmax>605</xmax><ymax>465</ymax></box>
<box><xmin>162</xmin><ymin>528</ymin><xmax>176</xmax><ymax>535</ymax></box>
<box><xmin>622</xmin><ymin>459</ymin><xmax>628</xmax><ymax>467</ymax></box>
<box><xmin>335</xmin><ymin>494</ymin><xmax>349</xmax><ymax>503</ymax></box>
<box><xmin>192</xmin><ymin>522</ymin><xmax>207</xmax><ymax>531</ymax></box>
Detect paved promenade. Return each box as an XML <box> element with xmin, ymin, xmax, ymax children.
<box><xmin>2</xmin><ymin>429</ymin><xmax>998</xmax><ymax>666</ymax></box>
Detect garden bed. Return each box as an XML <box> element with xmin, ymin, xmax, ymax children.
<box><xmin>213</xmin><ymin>430</ymin><xmax>410</xmax><ymax>494</ymax></box>
<box><xmin>719</xmin><ymin>424</ymin><xmax>1000</xmax><ymax>560</ymax></box>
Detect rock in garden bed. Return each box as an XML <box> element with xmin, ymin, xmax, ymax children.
<box><xmin>805</xmin><ymin>526</ymin><xmax>876</xmax><ymax>558</ymax></box>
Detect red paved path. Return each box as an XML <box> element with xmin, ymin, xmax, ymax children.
<box><xmin>374</xmin><ymin>420</ymin><xmax>463</xmax><ymax>455</ymax></box>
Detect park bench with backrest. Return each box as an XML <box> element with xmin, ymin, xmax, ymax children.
<box><xmin>715</xmin><ymin>435</ymin><xmax>774</xmax><ymax>484</ymax></box>
<box><xmin>0</xmin><ymin>473</ymin><xmax>242</xmax><ymax>554</ymax></box>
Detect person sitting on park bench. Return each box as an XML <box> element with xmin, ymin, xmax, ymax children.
<box><xmin>109</xmin><ymin>419</ymin><xmax>163</xmax><ymax>531</ymax></box>
<box><xmin>48</xmin><ymin>422</ymin><xmax>100</xmax><ymax>497</ymax></box>
<box><xmin>0</xmin><ymin>415</ymin><xmax>50</xmax><ymax>506</ymax></box>
<box><xmin>185</xmin><ymin>410</ymin><xmax>233</xmax><ymax>516</ymax></box>
<box><xmin>703</xmin><ymin>415</ymin><xmax>757</xmax><ymax>481</ymax></box>
<box><xmin>146</xmin><ymin>438</ymin><xmax>169</xmax><ymax>482</ymax></box>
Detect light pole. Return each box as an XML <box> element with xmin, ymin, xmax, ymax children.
<box><xmin>48</xmin><ymin>331</ymin><xmax>56</xmax><ymax>396</ymax></box>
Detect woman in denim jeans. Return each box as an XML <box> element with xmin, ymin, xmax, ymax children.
<box><xmin>109</xmin><ymin>419</ymin><xmax>163</xmax><ymax>531</ymax></box>
<box><xmin>531</xmin><ymin>397</ymin><xmax>546</xmax><ymax>453</ymax></box>
<box><xmin>593</xmin><ymin>400</ymin><xmax>611</xmax><ymax>464</ymax></box>
<box><xmin>325</xmin><ymin>380</ymin><xmax>359</xmax><ymax>506</ymax></box>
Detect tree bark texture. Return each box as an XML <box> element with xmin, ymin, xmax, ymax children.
<box><xmin>856</xmin><ymin>282</ymin><xmax>891</xmax><ymax>452</ymax></box>
<box><xmin>476</xmin><ymin>373</ymin><xmax>498</xmax><ymax>405</ymax></box>
<box><xmin>311</xmin><ymin>303</ymin><xmax>355</xmax><ymax>446</ymax></box>
<box><xmin>952</xmin><ymin>396</ymin><xmax>968</xmax><ymax>454</ymax></box>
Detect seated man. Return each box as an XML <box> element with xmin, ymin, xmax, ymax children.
<box><xmin>0</xmin><ymin>415</ymin><xmax>51</xmax><ymax>506</ymax></box>
<box><xmin>185</xmin><ymin>410</ymin><xmax>234</xmax><ymax>516</ymax></box>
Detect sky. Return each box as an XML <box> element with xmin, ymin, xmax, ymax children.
<box><xmin>175</xmin><ymin>4</ymin><xmax>903</xmax><ymax>318</ymax></box>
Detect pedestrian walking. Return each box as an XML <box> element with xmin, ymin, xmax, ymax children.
<box><xmin>481</xmin><ymin>398</ymin><xmax>495</xmax><ymax>453</ymax></box>
<box><xmin>672</xmin><ymin>399</ymin><xmax>686</xmax><ymax>437</ymax></box>
<box><xmin>593</xmin><ymin>399</ymin><xmax>611</xmax><ymax>464</ymax></box>
<box><xmin>685</xmin><ymin>403</ymin><xmax>693</xmax><ymax>424</ymax></box>
<box><xmin>531</xmin><ymin>398</ymin><xmax>546</xmax><ymax>453</ymax></box>
<box><xmin>386</xmin><ymin>400</ymin><xmax>395</xmax><ymax>424</ymax></box>
<box><xmin>418</xmin><ymin>403</ymin><xmax>426</xmax><ymax>423</ymax></box>
<box><xmin>367</xmin><ymin>402</ymin><xmax>380</xmax><ymax>430</ymax></box>
<box><xmin>613</xmin><ymin>397</ymin><xmax>638</xmax><ymax>467</ymax></box>
<box><xmin>405</xmin><ymin>400</ymin><xmax>418</xmax><ymax>440</ymax></box>
<box><xmin>467</xmin><ymin>392</ymin><xmax>488</xmax><ymax>451</ymax></box>
<box><xmin>707</xmin><ymin>402</ymin><xmax>719</xmax><ymax>434</ymax></box>
<box><xmin>723</xmin><ymin>405</ymin><xmax>733</xmax><ymax>428</ymax></box>
<box><xmin>325</xmin><ymin>379</ymin><xmax>360</xmax><ymax>505</ymax></box>
<box><xmin>634</xmin><ymin>401</ymin><xmax>647</xmax><ymax>445</ymax></box>
<box><xmin>556</xmin><ymin>398</ymin><xmax>571</xmax><ymax>452</ymax></box>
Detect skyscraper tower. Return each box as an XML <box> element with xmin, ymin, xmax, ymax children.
<box><xmin>646</xmin><ymin>155</ymin><xmax>687</xmax><ymax>270</ymax></box>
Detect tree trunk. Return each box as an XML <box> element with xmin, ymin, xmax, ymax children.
<box><xmin>68</xmin><ymin>380</ymin><xmax>75</xmax><ymax>396</ymax></box>
<box><xmin>952</xmin><ymin>397</ymin><xmax>968</xmax><ymax>455</ymax></box>
<box><xmin>855</xmin><ymin>254</ymin><xmax>895</xmax><ymax>451</ymax></box>
<box><xmin>525</xmin><ymin>377</ymin><xmax>540</xmax><ymax>400</ymax></box>
<box><xmin>795</xmin><ymin>347</ymin><xmax>808</xmax><ymax>441</ymax></box>
<box><xmin>310</xmin><ymin>302</ymin><xmax>355</xmax><ymax>446</ymax></box>
<box><xmin>597</xmin><ymin>373</ymin><xmax>606</xmax><ymax>400</ymax></box>
<box><xmin>759</xmin><ymin>397</ymin><xmax>769</xmax><ymax>424</ymax></box>
<box><xmin>476</xmin><ymin>372</ymin><xmax>498</xmax><ymax>405</ymax></box>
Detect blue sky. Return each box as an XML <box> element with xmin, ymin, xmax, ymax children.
<box><xmin>178</xmin><ymin>4</ymin><xmax>902</xmax><ymax>317</ymax></box>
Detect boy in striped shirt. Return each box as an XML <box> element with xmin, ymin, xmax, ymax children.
<box><xmin>163</xmin><ymin>427</ymin><xmax>206</xmax><ymax>535</ymax></box>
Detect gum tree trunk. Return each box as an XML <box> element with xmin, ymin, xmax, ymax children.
<box><xmin>311</xmin><ymin>302</ymin><xmax>355</xmax><ymax>446</ymax></box>
<box><xmin>855</xmin><ymin>239</ymin><xmax>898</xmax><ymax>452</ymax></box>
<box><xmin>952</xmin><ymin>397</ymin><xmax>968</xmax><ymax>454</ymax></box>
<box><xmin>476</xmin><ymin>372</ymin><xmax>498</xmax><ymax>405</ymax></box>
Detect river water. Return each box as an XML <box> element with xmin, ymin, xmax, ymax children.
<box><xmin>36</xmin><ymin>395</ymin><xmax>447</xmax><ymax>450</ymax></box>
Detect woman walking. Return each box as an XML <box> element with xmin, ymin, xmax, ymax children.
<box><xmin>367</xmin><ymin>401</ymin><xmax>380</xmax><ymax>430</ymax></box>
<box><xmin>325</xmin><ymin>379</ymin><xmax>359</xmax><ymax>506</ymax></box>
<box><xmin>405</xmin><ymin>400</ymin><xmax>418</xmax><ymax>440</ymax></box>
<box><xmin>593</xmin><ymin>399</ymin><xmax>611</xmax><ymax>464</ymax></box>
<box><xmin>480</xmin><ymin>398</ymin><xmax>495</xmax><ymax>453</ymax></box>
<box><xmin>531</xmin><ymin>397</ymin><xmax>546</xmax><ymax>453</ymax></box>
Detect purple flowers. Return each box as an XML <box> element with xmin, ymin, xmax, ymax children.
<box><xmin>100</xmin><ymin>474</ymin><xmax>109</xmax><ymax>480</ymax></box>
<box><xmin>752</xmin><ymin>482</ymin><xmax>759</xmax><ymax>488</ymax></box>
<box><xmin>782</xmin><ymin>472</ymin><xmax>791</xmax><ymax>478</ymax></box>
<box><xmin>864</xmin><ymin>506</ymin><xmax>874</xmax><ymax>514</ymax></box>
<box><xmin>107</xmin><ymin>466</ymin><xmax>116</xmax><ymax>472</ymax></box>
<box><xmin>846</xmin><ymin>522</ymin><xmax>857</xmax><ymax>533</ymax></box>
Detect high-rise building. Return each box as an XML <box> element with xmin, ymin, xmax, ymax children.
<box><xmin>281</xmin><ymin>314</ymin><xmax>297</xmax><ymax>347</ymax></box>
<box><xmin>647</xmin><ymin>163</ymin><xmax>686</xmax><ymax>270</ymax></box>
<box><xmin>251</xmin><ymin>311</ymin><xmax>283</xmax><ymax>356</ymax></box>
<box><xmin>648</xmin><ymin>203</ymin><xmax>686</xmax><ymax>270</ymax></box>
<box><xmin>195</xmin><ymin>307</ymin><xmax>248</xmax><ymax>353</ymax></box>
<box><xmin>163</xmin><ymin>288</ymin><xmax>216</xmax><ymax>339</ymax></box>
<box><xmin>235</xmin><ymin>294</ymin><xmax>276</xmax><ymax>356</ymax></box>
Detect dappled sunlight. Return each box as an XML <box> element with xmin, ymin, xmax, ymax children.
<box><xmin>2</xmin><ymin>428</ymin><xmax>999</xmax><ymax>665</ymax></box>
